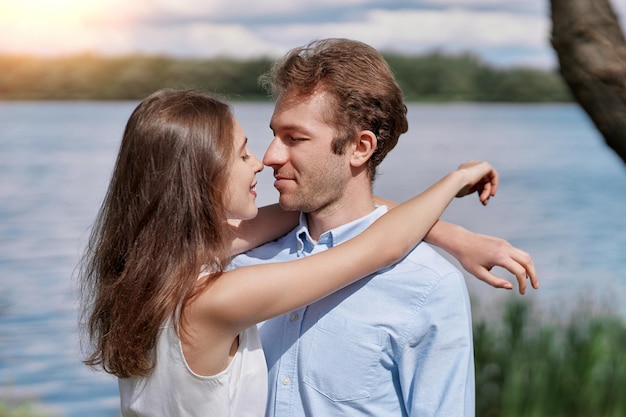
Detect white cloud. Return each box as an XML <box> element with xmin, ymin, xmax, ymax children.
<box><xmin>252</xmin><ymin>7</ymin><xmax>551</xmax><ymax>66</ymax></box>
<box><xmin>2</xmin><ymin>0</ymin><xmax>624</xmax><ymax>68</ymax></box>
<box><xmin>367</xmin><ymin>8</ymin><xmax>549</xmax><ymax>47</ymax></box>
<box><xmin>114</xmin><ymin>0</ymin><xmax>368</xmax><ymax>22</ymax></box>
<box><xmin>131</xmin><ymin>23</ymin><xmax>286</xmax><ymax>58</ymax></box>
<box><xmin>420</xmin><ymin>0</ymin><xmax>547</xmax><ymax>13</ymax></box>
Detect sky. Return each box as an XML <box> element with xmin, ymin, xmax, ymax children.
<box><xmin>2</xmin><ymin>0</ymin><xmax>626</xmax><ymax>69</ymax></box>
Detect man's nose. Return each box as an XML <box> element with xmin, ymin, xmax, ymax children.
<box><xmin>263</xmin><ymin>137</ymin><xmax>287</xmax><ymax>167</ymax></box>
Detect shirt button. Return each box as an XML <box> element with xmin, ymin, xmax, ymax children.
<box><xmin>281</xmin><ymin>377</ymin><xmax>290</xmax><ymax>385</ymax></box>
<box><xmin>289</xmin><ymin>313</ymin><xmax>299</xmax><ymax>322</ymax></box>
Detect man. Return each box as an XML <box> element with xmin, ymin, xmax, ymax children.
<box><xmin>232</xmin><ymin>38</ymin><xmax>537</xmax><ymax>416</ymax></box>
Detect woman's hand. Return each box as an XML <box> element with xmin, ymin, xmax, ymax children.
<box><xmin>455</xmin><ymin>160</ymin><xmax>499</xmax><ymax>206</ymax></box>
<box><xmin>425</xmin><ymin>221</ymin><xmax>538</xmax><ymax>294</ymax></box>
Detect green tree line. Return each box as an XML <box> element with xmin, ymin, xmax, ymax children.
<box><xmin>0</xmin><ymin>52</ymin><xmax>571</xmax><ymax>102</ymax></box>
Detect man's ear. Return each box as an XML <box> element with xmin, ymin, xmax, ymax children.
<box><xmin>350</xmin><ymin>130</ymin><xmax>377</xmax><ymax>168</ymax></box>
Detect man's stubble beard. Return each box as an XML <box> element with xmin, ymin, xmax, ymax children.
<box><xmin>278</xmin><ymin>170</ymin><xmax>346</xmax><ymax>215</ymax></box>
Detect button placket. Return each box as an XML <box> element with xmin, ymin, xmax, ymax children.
<box><xmin>274</xmin><ymin>307</ymin><xmax>304</xmax><ymax>415</ymax></box>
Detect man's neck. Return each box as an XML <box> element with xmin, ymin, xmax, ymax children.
<box><xmin>305</xmin><ymin>186</ymin><xmax>375</xmax><ymax>242</ymax></box>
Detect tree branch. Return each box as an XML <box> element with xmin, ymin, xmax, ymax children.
<box><xmin>551</xmin><ymin>0</ymin><xmax>626</xmax><ymax>165</ymax></box>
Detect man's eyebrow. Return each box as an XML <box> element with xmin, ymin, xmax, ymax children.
<box><xmin>269</xmin><ymin>123</ymin><xmax>312</xmax><ymax>136</ymax></box>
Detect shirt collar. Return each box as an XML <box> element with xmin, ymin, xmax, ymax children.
<box><xmin>295</xmin><ymin>205</ymin><xmax>388</xmax><ymax>255</ymax></box>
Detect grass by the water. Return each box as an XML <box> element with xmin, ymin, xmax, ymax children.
<box><xmin>474</xmin><ymin>297</ymin><xmax>626</xmax><ymax>417</ymax></box>
<box><xmin>0</xmin><ymin>402</ymin><xmax>59</xmax><ymax>417</ymax></box>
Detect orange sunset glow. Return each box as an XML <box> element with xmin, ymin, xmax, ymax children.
<box><xmin>0</xmin><ymin>0</ymin><xmax>131</xmax><ymax>55</ymax></box>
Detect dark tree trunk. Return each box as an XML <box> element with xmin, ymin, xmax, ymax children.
<box><xmin>551</xmin><ymin>0</ymin><xmax>626</xmax><ymax>165</ymax></box>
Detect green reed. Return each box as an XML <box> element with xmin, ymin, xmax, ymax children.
<box><xmin>0</xmin><ymin>402</ymin><xmax>57</xmax><ymax>417</ymax></box>
<box><xmin>473</xmin><ymin>297</ymin><xmax>626</xmax><ymax>417</ymax></box>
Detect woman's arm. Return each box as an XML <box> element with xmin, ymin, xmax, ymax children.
<box><xmin>228</xmin><ymin>204</ymin><xmax>299</xmax><ymax>256</ymax></box>
<box><xmin>425</xmin><ymin>221</ymin><xmax>537</xmax><ymax>294</ymax></box>
<box><xmin>374</xmin><ymin>197</ymin><xmax>538</xmax><ymax>294</ymax></box>
<box><xmin>199</xmin><ymin>161</ymin><xmax>498</xmax><ymax>331</ymax></box>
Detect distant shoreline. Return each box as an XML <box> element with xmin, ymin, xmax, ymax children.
<box><xmin>0</xmin><ymin>52</ymin><xmax>572</xmax><ymax>102</ymax></box>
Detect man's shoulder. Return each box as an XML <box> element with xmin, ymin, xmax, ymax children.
<box><xmin>358</xmin><ymin>242</ymin><xmax>465</xmax><ymax>300</ymax></box>
<box><xmin>371</xmin><ymin>243</ymin><xmax>469</xmax><ymax>310</ymax></box>
<box><xmin>399</xmin><ymin>242</ymin><xmax>463</xmax><ymax>277</ymax></box>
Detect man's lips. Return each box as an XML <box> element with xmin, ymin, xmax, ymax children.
<box><xmin>273</xmin><ymin>176</ymin><xmax>293</xmax><ymax>189</ymax></box>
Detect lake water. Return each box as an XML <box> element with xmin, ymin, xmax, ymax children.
<box><xmin>1</xmin><ymin>101</ymin><xmax>625</xmax><ymax>417</ymax></box>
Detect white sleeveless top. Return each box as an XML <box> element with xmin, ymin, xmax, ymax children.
<box><xmin>118</xmin><ymin>321</ymin><xmax>268</xmax><ymax>417</ymax></box>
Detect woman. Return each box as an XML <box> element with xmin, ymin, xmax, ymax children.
<box><xmin>79</xmin><ymin>89</ymin><xmax>498</xmax><ymax>416</ymax></box>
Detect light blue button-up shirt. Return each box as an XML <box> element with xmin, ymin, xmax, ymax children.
<box><xmin>231</xmin><ymin>206</ymin><xmax>475</xmax><ymax>417</ymax></box>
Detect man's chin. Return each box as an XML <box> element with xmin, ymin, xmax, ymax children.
<box><xmin>278</xmin><ymin>196</ymin><xmax>308</xmax><ymax>213</ymax></box>
<box><xmin>278</xmin><ymin>199</ymin><xmax>300</xmax><ymax>212</ymax></box>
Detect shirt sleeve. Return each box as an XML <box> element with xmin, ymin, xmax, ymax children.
<box><xmin>398</xmin><ymin>270</ymin><xmax>475</xmax><ymax>417</ymax></box>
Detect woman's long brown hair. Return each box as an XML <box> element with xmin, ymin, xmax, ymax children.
<box><xmin>79</xmin><ymin>89</ymin><xmax>234</xmax><ymax>378</ymax></box>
